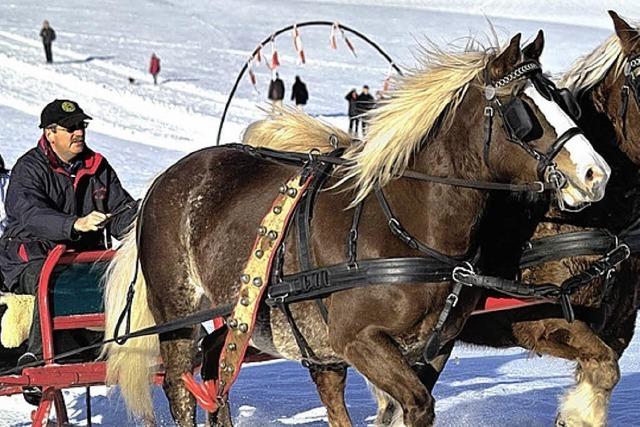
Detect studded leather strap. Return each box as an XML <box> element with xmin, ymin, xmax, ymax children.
<box><xmin>183</xmin><ymin>171</ymin><xmax>313</xmax><ymax>413</ymax></box>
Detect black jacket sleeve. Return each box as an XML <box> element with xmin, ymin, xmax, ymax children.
<box><xmin>6</xmin><ymin>162</ymin><xmax>76</xmax><ymax>241</ymax></box>
<box><xmin>103</xmin><ymin>161</ymin><xmax>138</xmax><ymax>239</ymax></box>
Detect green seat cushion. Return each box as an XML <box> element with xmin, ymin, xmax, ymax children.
<box><xmin>50</xmin><ymin>262</ymin><xmax>107</xmax><ymax>317</ymax></box>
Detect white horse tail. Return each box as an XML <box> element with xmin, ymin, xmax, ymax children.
<box><xmin>102</xmin><ymin>222</ymin><xmax>160</xmax><ymax>420</ymax></box>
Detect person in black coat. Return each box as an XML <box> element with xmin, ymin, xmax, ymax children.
<box><xmin>345</xmin><ymin>88</ymin><xmax>358</xmax><ymax>134</ymax></box>
<box><xmin>0</xmin><ymin>99</ymin><xmax>137</xmax><ymax>361</ymax></box>
<box><xmin>268</xmin><ymin>73</ymin><xmax>285</xmax><ymax>112</ymax></box>
<box><xmin>291</xmin><ymin>76</ymin><xmax>309</xmax><ymax>110</ymax></box>
<box><xmin>39</xmin><ymin>20</ymin><xmax>56</xmax><ymax>63</ymax></box>
<box><xmin>356</xmin><ymin>85</ymin><xmax>375</xmax><ymax>135</ymax></box>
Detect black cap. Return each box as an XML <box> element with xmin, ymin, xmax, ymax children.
<box><xmin>39</xmin><ymin>99</ymin><xmax>92</xmax><ymax>129</ymax></box>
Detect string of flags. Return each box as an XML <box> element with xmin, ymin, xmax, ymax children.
<box><xmin>246</xmin><ymin>22</ymin><xmax>361</xmax><ymax>93</ymax></box>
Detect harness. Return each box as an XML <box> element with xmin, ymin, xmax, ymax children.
<box><xmin>619</xmin><ymin>54</ymin><xmax>640</xmax><ymax>137</ymax></box>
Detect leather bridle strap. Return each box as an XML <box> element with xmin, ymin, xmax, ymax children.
<box><xmin>620</xmin><ymin>54</ymin><xmax>640</xmax><ymax>137</ymax></box>
<box><xmin>535</xmin><ymin>126</ymin><xmax>583</xmax><ymax>179</ymax></box>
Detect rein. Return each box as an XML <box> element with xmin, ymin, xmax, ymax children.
<box><xmin>230</xmin><ymin>143</ymin><xmax>560</xmax><ymax>193</ymax></box>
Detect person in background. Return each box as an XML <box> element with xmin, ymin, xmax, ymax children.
<box><xmin>149</xmin><ymin>53</ymin><xmax>161</xmax><ymax>85</ymax></box>
<box><xmin>291</xmin><ymin>75</ymin><xmax>309</xmax><ymax>110</ymax></box>
<box><xmin>0</xmin><ymin>155</ymin><xmax>8</xmax><ymax>291</ymax></box>
<box><xmin>356</xmin><ymin>85</ymin><xmax>375</xmax><ymax>136</ymax></box>
<box><xmin>0</xmin><ymin>99</ymin><xmax>138</xmax><ymax>367</ymax></box>
<box><xmin>0</xmin><ymin>155</ymin><xmax>9</xmax><ymax>238</ymax></box>
<box><xmin>39</xmin><ymin>20</ymin><xmax>56</xmax><ymax>64</ymax></box>
<box><xmin>345</xmin><ymin>88</ymin><xmax>358</xmax><ymax>135</ymax></box>
<box><xmin>268</xmin><ymin>72</ymin><xmax>285</xmax><ymax>112</ymax></box>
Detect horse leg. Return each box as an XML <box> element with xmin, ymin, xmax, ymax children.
<box><xmin>333</xmin><ymin>328</ymin><xmax>435</xmax><ymax>427</ymax></box>
<box><xmin>513</xmin><ymin>320</ymin><xmax>618</xmax><ymax>427</ymax></box>
<box><xmin>208</xmin><ymin>403</ymin><xmax>233</xmax><ymax>427</ymax></box>
<box><xmin>159</xmin><ymin>329</ymin><xmax>199</xmax><ymax>427</ymax></box>
<box><xmin>372</xmin><ymin>340</ymin><xmax>454</xmax><ymax>427</ymax></box>
<box><xmin>309</xmin><ymin>365</ymin><xmax>352</xmax><ymax>427</ymax></box>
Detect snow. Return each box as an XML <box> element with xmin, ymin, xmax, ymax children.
<box><xmin>0</xmin><ymin>0</ymin><xmax>639</xmax><ymax>425</ymax></box>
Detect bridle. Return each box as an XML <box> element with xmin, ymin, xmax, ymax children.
<box><xmin>619</xmin><ymin>54</ymin><xmax>640</xmax><ymax>136</ymax></box>
<box><xmin>482</xmin><ymin>60</ymin><xmax>587</xmax><ymax>211</ymax></box>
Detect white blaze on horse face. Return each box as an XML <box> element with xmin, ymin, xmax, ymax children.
<box><xmin>524</xmin><ymin>83</ymin><xmax>610</xmax><ymax>202</ymax></box>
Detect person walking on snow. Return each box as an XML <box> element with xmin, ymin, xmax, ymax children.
<box><xmin>39</xmin><ymin>20</ymin><xmax>56</xmax><ymax>63</ymax></box>
<box><xmin>149</xmin><ymin>53</ymin><xmax>161</xmax><ymax>85</ymax></box>
<box><xmin>268</xmin><ymin>72</ymin><xmax>285</xmax><ymax>112</ymax></box>
<box><xmin>356</xmin><ymin>85</ymin><xmax>375</xmax><ymax>135</ymax></box>
<box><xmin>345</xmin><ymin>88</ymin><xmax>358</xmax><ymax>135</ymax></box>
<box><xmin>291</xmin><ymin>76</ymin><xmax>309</xmax><ymax>110</ymax></box>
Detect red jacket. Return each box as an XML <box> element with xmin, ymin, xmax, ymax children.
<box><xmin>149</xmin><ymin>55</ymin><xmax>160</xmax><ymax>75</ymax></box>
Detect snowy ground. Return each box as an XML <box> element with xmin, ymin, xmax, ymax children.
<box><xmin>0</xmin><ymin>0</ymin><xmax>639</xmax><ymax>426</ymax></box>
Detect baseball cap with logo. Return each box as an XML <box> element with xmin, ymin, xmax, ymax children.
<box><xmin>39</xmin><ymin>99</ymin><xmax>93</xmax><ymax>129</ymax></box>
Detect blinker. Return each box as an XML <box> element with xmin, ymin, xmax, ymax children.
<box><xmin>500</xmin><ymin>97</ymin><xmax>536</xmax><ymax>142</ymax></box>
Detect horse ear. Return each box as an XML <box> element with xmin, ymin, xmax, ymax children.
<box><xmin>609</xmin><ymin>10</ymin><xmax>640</xmax><ymax>54</ymax></box>
<box><xmin>490</xmin><ymin>33</ymin><xmax>522</xmax><ymax>81</ymax></box>
<box><xmin>522</xmin><ymin>30</ymin><xmax>544</xmax><ymax>62</ymax></box>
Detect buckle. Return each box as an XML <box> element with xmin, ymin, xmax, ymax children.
<box><xmin>452</xmin><ymin>262</ymin><xmax>475</xmax><ymax>285</ymax></box>
<box><xmin>532</xmin><ymin>181</ymin><xmax>546</xmax><ymax>193</ymax></box>
<box><xmin>484</xmin><ymin>105</ymin><xmax>494</xmax><ymax>117</ymax></box>
<box><xmin>445</xmin><ymin>292</ymin><xmax>459</xmax><ymax>307</ymax></box>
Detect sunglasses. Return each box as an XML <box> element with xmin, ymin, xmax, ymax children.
<box><xmin>58</xmin><ymin>122</ymin><xmax>89</xmax><ymax>133</ymax></box>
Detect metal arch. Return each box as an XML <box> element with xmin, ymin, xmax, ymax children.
<box><xmin>215</xmin><ymin>20</ymin><xmax>403</xmax><ymax>146</ymax></box>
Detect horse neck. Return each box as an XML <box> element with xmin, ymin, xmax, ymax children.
<box><xmin>381</xmin><ymin>111</ymin><xmax>491</xmax><ymax>257</ymax></box>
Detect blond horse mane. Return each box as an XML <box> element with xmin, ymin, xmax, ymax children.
<box><xmin>244</xmin><ymin>39</ymin><xmax>517</xmax><ymax>205</ymax></box>
<box><xmin>341</xmin><ymin>42</ymin><xmax>494</xmax><ymax>204</ymax></box>
<box><xmin>558</xmin><ymin>35</ymin><xmax>627</xmax><ymax>95</ymax></box>
<box><xmin>243</xmin><ymin>107</ymin><xmax>352</xmax><ymax>152</ymax></box>
<box><xmin>559</xmin><ymin>18</ymin><xmax>640</xmax><ymax>95</ymax></box>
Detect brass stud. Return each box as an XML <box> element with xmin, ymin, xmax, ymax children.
<box><xmin>267</xmin><ymin>230</ymin><xmax>278</xmax><ymax>240</ymax></box>
<box><xmin>227</xmin><ymin>318</ymin><xmax>238</xmax><ymax>329</ymax></box>
<box><xmin>238</xmin><ymin>323</ymin><xmax>249</xmax><ymax>333</ymax></box>
<box><xmin>273</xmin><ymin>206</ymin><xmax>282</xmax><ymax>214</ymax></box>
<box><xmin>279</xmin><ymin>184</ymin><xmax>288</xmax><ymax>194</ymax></box>
<box><xmin>286</xmin><ymin>187</ymin><xmax>298</xmax><ymax>197</ymax></box>
<box><xmin>224</xmin><ymin>365</ymin><xmax>235</xmax><ymax>373</ymax></box>
<box><xmin>227</xmin><ymin>343</ymin><xmax>237</xmax><ymax>351</ymax></box>
<box><xmin>257</xmin><ymin>226</ymin><xmax>267</xmax><ymax>236</ymax></box>
<box><xmin>220</xmin><ymin>379</ymin><xmax>226</xmax><ymax>386</ymax></box>
<box><xmin>252</xmin><ymin>277</ymin><xmax>263</xmax><ymax>287</ymax></box>
<box><xmin>255</xmin><ymin>249</ymin><xmax>264</xmax><ymax>258</ymax></box>
<box><xmin>240</xmin><ymin>297</ymin><xmax>250</xmax><ymax>306</ymax></box>
<box><xmin>240</xmin><ymin>274</ymin><xmax>250</xmax><ymax>284</ymax></box>
<box><xmin>220</xmin><ymin>360</ymin><xmax>227</xmax><ymax>369</ymax></box>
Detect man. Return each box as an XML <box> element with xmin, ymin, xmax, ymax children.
<box><xmin>0</xmin><ymin>99</ymin><xmax>138</xmax><ymax>366</ymax></box>
<box><xmin>356</xmin><ymin>85</ymin><xmax>375</xmax><ymax>136</ymax></box>
<box><xmin>290</xmin><ymin>75</ymin><xmax>309</xmax><ymax>110</ymax></box>
<box><xmin>39</xmin><ymin>20</ymin><xmax>56</xmax><ymax>63</ymax></box>
<box><xmin>268</xmin><ymin>72</ymin><xmax>285</xmax><ymax>112</ymax></box>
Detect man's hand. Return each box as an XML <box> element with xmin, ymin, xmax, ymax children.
<box><xmin>73</xmin><ymin>211</ymin><xmax>111</xmax><ymax>233</ymax></box>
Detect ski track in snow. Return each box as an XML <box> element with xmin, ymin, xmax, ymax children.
<box><xmin>0</xmin><ymin>0</ymin><xmax>639</xmax><ymax>425</ymax></box>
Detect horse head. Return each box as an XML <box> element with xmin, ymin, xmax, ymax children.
<box><xmin>481</xmin><ymin>31</ymin><xmax>610</xmax><ymax>211</ymax></box>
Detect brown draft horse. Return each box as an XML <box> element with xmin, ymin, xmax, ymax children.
<box><xmin>102</xmin><ymin>33</ymin><xmax>609</xmax><ymax>426</ymax></box>
<box><xmin>374</xmin><ymin>11</ymin><xmax>640</xmax><ymax>427</ymax></box>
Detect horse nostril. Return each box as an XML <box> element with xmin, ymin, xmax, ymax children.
<box><xmin>585</xmin><ymin>168</ymin><xmax>594</xmax><ymax>183</ymax></box>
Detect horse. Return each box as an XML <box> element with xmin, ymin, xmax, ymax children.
<box><xmin>102</xmin><ymin>31</ymin><xmax>609</xmax><ymax>427</ymax></box>
<box><xmin>373</xmin><ymin>11</ymin><xmax>640</xmax><ymax>427</ymax></box>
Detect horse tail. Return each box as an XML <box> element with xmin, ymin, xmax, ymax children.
<box><xmin>102</xmin><ymin>222</ymin><xmax>160</xmax><ymax>420</ymax></box>
<box><xmin>243</xmin><ymin>107</ymin><xmax>352</xmax><ymax>152</ymax></box>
